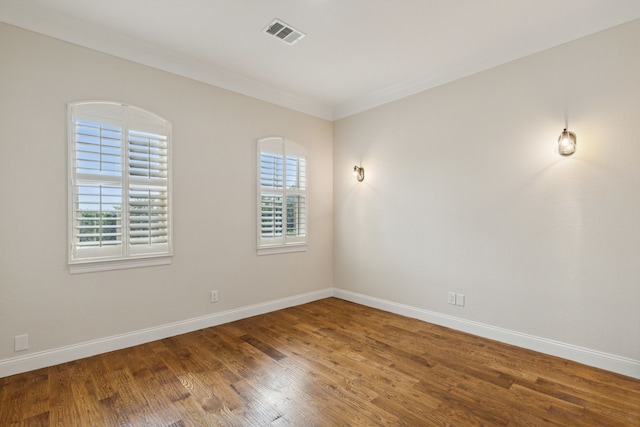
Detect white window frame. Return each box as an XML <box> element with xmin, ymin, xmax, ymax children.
<box><xmin>257</xmin><ymin>136</ymin><xmax>308</xmax><ymax>255</ymax></box>
<box><xmin>68</xmin><ymin>101</ymin><xmax>173</xmax><ymax>273</ymax></box>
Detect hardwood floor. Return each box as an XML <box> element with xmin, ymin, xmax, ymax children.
<box><xmin>1</xmin><ymin>298</ymin><xmax>639</xmax><ymax>426</ymax></box>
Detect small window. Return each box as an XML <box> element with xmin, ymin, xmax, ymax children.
<box><xmin>257</xmin><ymin>137</ymin><xmax>307</xmax><ymax>254</ymax></box>
<box><xmin>68</xmin><ymin>102</ymin><xmax>172</xmax><ymax>273</ymax></box>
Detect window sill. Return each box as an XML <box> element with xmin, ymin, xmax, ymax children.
<box><xmin>257</xmin><ymin>244</ymin><xmax>307</xmax><ymax>256</ymax></box>
<box><xmin>69</xmin><ymin>255</ymin><xmax>173</xmax><ymax>274</ymax></box>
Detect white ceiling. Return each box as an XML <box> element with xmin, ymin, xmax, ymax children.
<box><xmin>3</xmin><ymin>0</ymin><xmax>640</xmax><ymax>120</ymax></box>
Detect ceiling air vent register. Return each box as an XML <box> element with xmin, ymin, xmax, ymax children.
<box><xmin>264</xmin><ymin>19</ymin><xmax>306</xmax><ymax>45</ymax></box>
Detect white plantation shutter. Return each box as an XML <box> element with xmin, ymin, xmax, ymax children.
<box><xmin>128</xmin><ymin>131</ymin><xmax>168</xmax><ymax>178</ymax></box>
<box><xmin>75</xmin><ymin>120</ymin><xmax>122</xmax><ymax>177</ymax></box>
<box><xmin>260</xmin><ymin>148</ymin><xmax>284</xmax><ymax>239</ymax></box>
<box><xmin>285</xmin><ymin>153</ymin><xmax>307</xmax><ymax>238</ymax></box>
<box><xmin>127</xmin><ymin>128</ymin><xmax>169</xmax><ymax>253</ymax></box>
<box><xmin>69</xmin><ymin>102</ymin><xmax>172</xmax><ymax>271</ymax></box>
<box><xmin>129</xmin><ymin>185</ymin><xmax>169</xmax><ymax>248</ymax></box>
<box><xmin>260</xmin><ymin>193</ymin><xmax>284</xmax><ymax>238</ymax></box>
<box><xmin>260</xmin><ymin>152</ymin><xmax>283</xmax><ymax>189</ymax></box>
<box><xmin>257</xmin><ymin>137</ymin><xmax>307</xmax><ymax>253</ymax></box>
<box><xmin>74</xmin><ymin>184</ymin><xmax>123</xmax><ymax>252</ymax></box>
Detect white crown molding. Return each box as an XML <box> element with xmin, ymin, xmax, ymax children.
<box><xmin>0</xmin><ymin>1</ymin><xmax>333</xmax><ymax>121</ymax></box>
<box><xmin>332</xmin><ymin>15</ymin><xmax>640</xmax><ymax>121</ymax></box>
<box><xmin>3</xmin><ymin>1</ymin><xmax>640</xmax><ymax>122</ymax></box>
<box><xmin>333</xmin><ymin>288</ymin><xmax>640</xmax><ymax>380</ymax></box>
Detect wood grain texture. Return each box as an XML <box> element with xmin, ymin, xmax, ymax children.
<box><xmin>1</xmin><ymin>298</ymin><xmax>639</xmax><ymax>426</ymax></box>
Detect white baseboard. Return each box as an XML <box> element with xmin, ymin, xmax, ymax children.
<box><xmin>0</xmin><ymin>288</ymin><xmax>333</xmax><ymax>378</ymax></box>
<box><xmin>3</xmin><ymin>287</ymin><xmax>638</xmax><ymax>380</ymax></box>
<box><xmin>333</xmin><ymin>288</ymin><xmax>640</xmax><ymax>379</ymax></box>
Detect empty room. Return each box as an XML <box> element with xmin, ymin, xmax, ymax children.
<box><xmin>1</xmin><ymin>1</ymin><xmax>639</xmax><ymax>425</ymax></box>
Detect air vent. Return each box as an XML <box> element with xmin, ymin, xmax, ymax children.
<box><xmin>264</xmin><ymin>19</ymin><xmax>306</xmax><ymax>45</ymax></box>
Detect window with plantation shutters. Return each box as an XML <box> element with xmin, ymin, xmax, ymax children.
<box><xmin>257</xmin><ymin>137</ymin><xmax>307</xmax><ymax>254</ymax></box>
<box><xmin>68</xmin><ymin>102</ymin><xmax>172</xmax><ymax>273</ymax></box>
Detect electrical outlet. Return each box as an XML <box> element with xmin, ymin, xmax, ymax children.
<box><xmin>210</xmin><ymin>290</ymin><xmax>218</xmax><ymax>303</ymax></box>
<box><xmin>15</xmin><ymin>334</ymin><xmax>29</xmax><ymax>352</ymax></box>
<box><xmin>456</xmin><ymin>293</ymin><xmax>465</xmax><ymax>307</ymax></box>
<box><xmin>447</xmin><ymin>292</ymin><xmax>456</xmax><ymax>305</ymax></box>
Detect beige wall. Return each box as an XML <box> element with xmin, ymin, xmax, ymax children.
<box><xmin>334</xmin><ymin>19</ymin><xmax>640</xmax><ymax>361</ymax></box>
<box><xmin>2</xmin><ymin>17</ymin><xmax>639</xmax><ymax>373</ymax></box>
<box><xmin>0</xmin><ymin>23</ymin><xmax>333</xmax><ymax>361</ymax></box>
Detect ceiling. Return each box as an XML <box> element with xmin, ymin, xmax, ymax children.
<box><xmin>3</xmin><ymin>0</ymin><xmax>640</xmax><ymax>120</ymax></box>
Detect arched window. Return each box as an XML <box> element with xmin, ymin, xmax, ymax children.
<box><xmin>68</xmin><ymin>102</ymin><xmax>172</xmax><ymax>272</ymax></box>
<box><xmin>257</xmin><ymin>137</ymin><xmax>307</xmax><ymax>254</ymax></box>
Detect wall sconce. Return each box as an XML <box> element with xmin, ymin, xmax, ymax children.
<box><xmin>353</xmin><ymin>165</ymin><xmax>365</xmax><ymax>182</ymax></box>
<box><xmin>558</xmin><ymin>128</ymin><xmax>577</xmax><ymax>156</ymax></box>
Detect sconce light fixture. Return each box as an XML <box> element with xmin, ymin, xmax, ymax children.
<box><xmin>558</xmin><ymin>128</ymin><xmax>577</xmax><ymax>156</ymax></box>
<box><xmin>353</xmin><ymin>165</ymin><xmax>365</xmax><ymax>182</ymax></box>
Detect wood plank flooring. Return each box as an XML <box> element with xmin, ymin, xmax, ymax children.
<box><xmin>1</xmin><ymin>298</ymin><xmax>639</xmax><ymax>426</ymax></box>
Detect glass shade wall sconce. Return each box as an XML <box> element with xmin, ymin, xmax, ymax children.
<box><xmin>353</xmin><ymin>165</ymin><xmax>365</xmax><ymax>182</ymax></box>
<box><xmin>558</xmin><ymin>128</ymin><xmax>577</xmax><ymax>156</ymax></box>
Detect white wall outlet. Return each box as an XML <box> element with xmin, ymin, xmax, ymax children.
<box><xmin>447</xmin><ymin>292</ymin><xmax>456</xmax><ymax>305</ymax></box>
<box><xmin>456</xmin><ymin>293</ymin><xmax>465</xmax><ymax>307</ymax></box>
<box><xmin>15</xmin><ymin>334</ymin><xmax>29</xmax><ymax>352</ymax></box>
<box><xmin>210</xmin><ymin>290</ymin><xmax>218</xmax><ymax>303</ymax></box>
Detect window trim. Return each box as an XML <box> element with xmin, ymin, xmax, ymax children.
<box><xmin>68</xmin><ymin>255</ymin><xmax>172</xmax><ymax>275</ymax></box>
<box><xmin>68</xmin><ymin>101</ymin><xmax>173</xmax><ymax>273</ymax></box>
<box><xmin>257</xmin><ymin>136</ymin><xmax>308</xmax><ymax>255</ymax></box>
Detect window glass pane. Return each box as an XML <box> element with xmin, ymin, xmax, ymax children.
<box><xmin>286</xmin><ymin>155</ymin><xmax>306</xmax><ymax>190</ymax></box>
<box><xmin>260</xmin><ymin>194</ymin><xmax>283</xmax><ymax>238</ymax></box>
<box><xmin>260</xmin><ymin>153</ymin><xmax>283</xmax><ymax>188</ymax></box>
<box><xmin>286</xmin><ymin>195</ymin><xmax>306</xmax><ymax>237</ymax></box>
<box><xmin>75</xmin><ymin>121</ymin><xmax>122</xmax><ymax>176</ymax></box>
<box><xmin>75</xmin><ymin>184</ymin><xmax>123</xmax><ymax>247</ymax></box>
